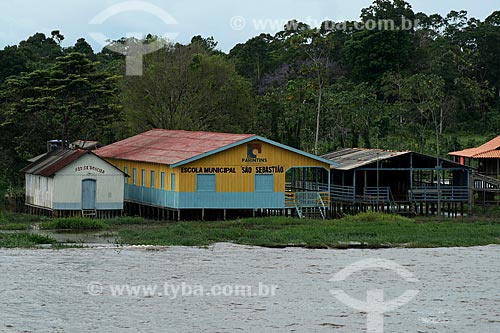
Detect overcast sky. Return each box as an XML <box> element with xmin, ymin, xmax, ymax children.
<box><xmin>1</xmin><ymin>0</ymin><xmax>498</xmax><ymax>52</ymax></box>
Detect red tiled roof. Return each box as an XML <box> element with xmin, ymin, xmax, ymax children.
<box><xmin>21</xmin><ymin>149</ymin><xmax>88</xmax><ymax>176</ymax></box>
<box><xmin>472</xmin><ymin>150</ymin><xmax>500</xmax><ymax>159</ymax></box>
<box><xmin>95</xmin><ymin>129</ymin><xmax>255</xmax><ymax>165</ymax></box>
<box><xmin>449</xmin><ymin>135</ymin><xmax>500</xmax><ymax>158</ymax></box>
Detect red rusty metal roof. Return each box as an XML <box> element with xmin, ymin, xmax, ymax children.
<box><xmin>95</xmin><ymin>129</ymin><xmax>256</xmax><ymax>165</ymax></box>
<box><xmin>21</xmin><ymin>149</ymin><xmax>89</xmax><ymax>176</ymax></box>
<box><xmin>449</xmin><ymin>135</ymin><xmax>500</xmax><ymax>158</ymax></box>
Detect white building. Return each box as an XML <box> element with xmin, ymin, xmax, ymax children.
<box><xmin>21</xmin><ymin>149</ymin><xmax>126</xmax><ymax>218</ymax></box>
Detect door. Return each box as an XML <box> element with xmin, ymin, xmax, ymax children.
<box><xmin>82</xmin><ymin>179</ymin><xmax>96</xmax><ymax>209</ymax></box>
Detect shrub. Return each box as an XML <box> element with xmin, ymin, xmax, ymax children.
<box><xmin>341</xmin><ymin>211</ymin><xmax>411</xmax><ymax>223</ymax></box>
<box><xmin>105</xmin><ymin>216</ymin><xmax>149</xmax><ymax>226</ymax></box>
<box><xmin>39</xmin><ymin>218</ymin><xmax>108</xmax><ymax>230</ymax></box>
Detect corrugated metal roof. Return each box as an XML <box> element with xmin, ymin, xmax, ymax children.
<box><xmin>96</xmin><ymin>129</ymin><xmax>256</xmax><ymax>165</ymax></box>
<box><xmin>322</xmin><ymin>148</ymin><xmax>409</xmax><ymax>170</ymax></box>
<box><xmin>21</xmin><ymin>149</ymin><xmax>88</xmax><ymax>177</ymax></box>
<box><xmin>449</xmin><ymin>135</ymin><xmax>500</xmax><ymax>158</ymax></box>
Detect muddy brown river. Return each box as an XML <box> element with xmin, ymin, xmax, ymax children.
<box><xmin>0</xmin><ymin>244</ymin><xmax>499</xmax><ymax>332</ymax></box>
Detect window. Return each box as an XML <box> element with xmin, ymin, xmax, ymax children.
<box><xmin>196</xmin><ymin>174</ymin><xmax>216</xmax><ymax>192</ymax></box>
<box><xmin>132</xmin><ymin>168</ymin><xmax>137</xmax><ymax>185</ymax></box>
<box><xmin>45</xmin><ymin>178</ymin><xmax>48</xmax><ymax>192</ymax></box>
<box><xmin>160</xmin><ymin>172</ymin><xmax>165</xmax><ymax>189</ymax></box>
<box><xmin>171</xmin><ymin>173</ymin><xmax>176</xmax><ymax>191</ymax></box>
<box><xmin>150</xmin><ymin>171</ymin><xmax>155</xmax><ymax>188</ymax></box>
<box><xmin>255</xmin><ymin>174</ymin><xmax>274</xmax><ymax>192</ymax></box>
<box><xmin>124</xmin><ymin>167</ymin><xmax>128</xmax><ymax>184</ymax></box>
<box><xmin>141</xmin><ymin>169</ymin><xmax>145</xmax><ymax>187</ymax></box>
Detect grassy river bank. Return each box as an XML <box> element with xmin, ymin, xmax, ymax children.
<box><xmin>1</xmin><ymin>211</ymin><xmax>500</xmax><ymax>249</ymax></box>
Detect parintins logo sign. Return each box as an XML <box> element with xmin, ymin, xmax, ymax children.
<box><xmin>243</xmin><ymin>144</ymin><xmax>268</xmax><ymax>163</ymax></box>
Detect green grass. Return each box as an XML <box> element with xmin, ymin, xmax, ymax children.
<box><xmin>0</xmin><ymin>212</ymin><xmax>40</xmax><ymax>230</ymax></box>
<box><xmin>0</xmin><ymin>232</ymin><xmax>55</xmax><ymax>248</ymax></box>
<box><xmin>39</xmin><ymin>217</ymin><xmax>108</xmax><ymax>230</ymax></box>
<box><xmin>1</xmin><ymin>212</ymin><xmax>49</xmax><ymax>224</ymax></box>
<box><xmin>37</xmin><ymin>216</ymin><xmax>156</xmax><ymax>231</ymax></box>
<box><xmin>116</xmin><ymin>212</ymin><xmax>500</xmax><ymax>248</ymax></box>
<box><xmin>0</xmin><ymin>223</ymin><xmax>31</xmax><ymax>230</ymax></box>
<box><xmin>105</xmin><ymin>216</ymin><xmax>156</xmax><ymax>226</ymax></box>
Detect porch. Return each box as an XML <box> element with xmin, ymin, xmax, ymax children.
<box><xmin>285</xmin><ymin>167</ymin><xmax>330</xmax><ymax>219</ymax></box>
<box><xmin>323</xmin><ymin>149</ymin><xmax>472</xmax><ymax>217</ymax></box>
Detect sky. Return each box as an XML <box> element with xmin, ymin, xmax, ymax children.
<box><xmin>0</xmin><ymin>0</ymin><xmax>499</xmax><ymax>53</ymax></box>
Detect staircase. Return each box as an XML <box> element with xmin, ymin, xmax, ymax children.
<box><xmin>299</xmin><ymin>206</ymin><xmax>325</xmax><ymax>219</ymax></box>
<box><xmin>286</xmin><ymin>192</ymin><xmax>329</xmax><ymax>219</ymax></box>
<box><xmin>472</xmin><ymin>172</ymin><xmax>500</xmax><ymax>192</ymax></box>
<box><xmin>81</xmin><ymin>209</ymin><xmax>97</xmax><ymax>218</ymax></box>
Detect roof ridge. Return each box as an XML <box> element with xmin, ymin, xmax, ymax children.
<box><xmin>143</xmin><ymin>128</ymin><xmax>256</xmax><ymax>136</ymax></box>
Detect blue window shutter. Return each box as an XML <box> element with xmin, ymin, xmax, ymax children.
<box><xmin>160</xmin><ymin>172</ymin><xmax>165</xmax><ymax>189</ymax></box>
<box><xmin>132</xmin><ymin>168</ymin><xmax>137</xmax><ymax>185</ymax></box>
<box><xmin>255</xmin><ymin>174</ymin><xmax>274</xmax><ymax>192</ymax></box>
<box><xmin>141</xmin><ymin>169</ymin><xmax>145</xmax><ymax>186</ymax></box>
<box><xmin>196</xmin><ymin>174</ymin><xmax>216</xmax><ymax>192</ymax></box>
<box><xmin>171</xmin><ymin>173</ymin><xmax>176</xmax><ymax>191</ymax></box>
<box><xmin>150</xmin><ymin>171</ymin><xmax>155</xmax><ymax>188</ymax></box>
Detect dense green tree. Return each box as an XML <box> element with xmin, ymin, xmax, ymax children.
<box><xmin>1</xmin><ymin>52</ymin><xmax>121</xmax><ymax>158</ymax></box>
<box><xmin>123</xmin><ymin>40</ymin><xmax>255</xmax><ymax>134</ymax></box>
<box><xmin>229</xmin><ymin>34</ymin><xmax>281</xmax><ymax>86</ymax></box>
<box><xmin>0</xmin><ymin>46</ymin><xmax>27</xmax><ymax>84</ymax></box>
<box><xmin>66</xmin><ymin>38</ymin><xmax>96</xmax><ymax>60</ymax></box>
<box><xmin>344</xmin><ymin>0</ymin><xmax>416</xmax><ymax>83</ymax></box>
<box><xmin>323</xmin><ymin>80</ymin><xmax>379</xmax><ymax>149</ymax></box>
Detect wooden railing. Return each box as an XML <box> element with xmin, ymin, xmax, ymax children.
<box><xmin>286</xmin><ymin>181</ymin><xmax>329</xmax><ymax>192</ymax></box>
<box><xmin>409</xmin><ymin>186</ymin><xmax>469</xmax><ymax>202</ymax></box>
<box><xmin>331</xmin><ymin>185</ymin><xmax>355</xmax><ymax>203</ymax></box>
<box><xmin>285</xmin><ymin>192</ymin><xmax>297</xmax><ymax>208</ymax></box>
<box><xmin>362</xmin><ymin>187</ymin><xmax>391</xmax><ymax>203</ymax></box>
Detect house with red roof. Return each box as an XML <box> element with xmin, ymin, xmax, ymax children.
<box><xmin>96</xmin><ymin>129</ymin><xmax>336</xmax><ymax>219</ymax></box>
<box><xmin>21</xmin><ymin>149</ymin><xmax>127</xmax><ymax>218</ymax></box>
<box><xmin>449</xmin><ymin>135</ymin><xmax>500</xmax><ymax>205</ymax></box>
<box><xmin>449</xmin><ymin>135</ymin><xmax>500</xmax><ymax>177</ymax></box>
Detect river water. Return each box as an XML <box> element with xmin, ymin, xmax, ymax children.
<box><xmin>0</xmin><ymin>244</ymin><xmax>499</xmax><ymax>332</ymax></box>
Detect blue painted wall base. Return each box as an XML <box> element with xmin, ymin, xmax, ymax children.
<box><xmin>124</xmin><ymin>185</ymin><xmax>285</xmax><ymax>209</ymax></box>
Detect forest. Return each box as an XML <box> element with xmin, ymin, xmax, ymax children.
<box><xmin>1</xmin><ymin>0</ymin><xmax>500</xmax><ymax>195</ymax></box>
